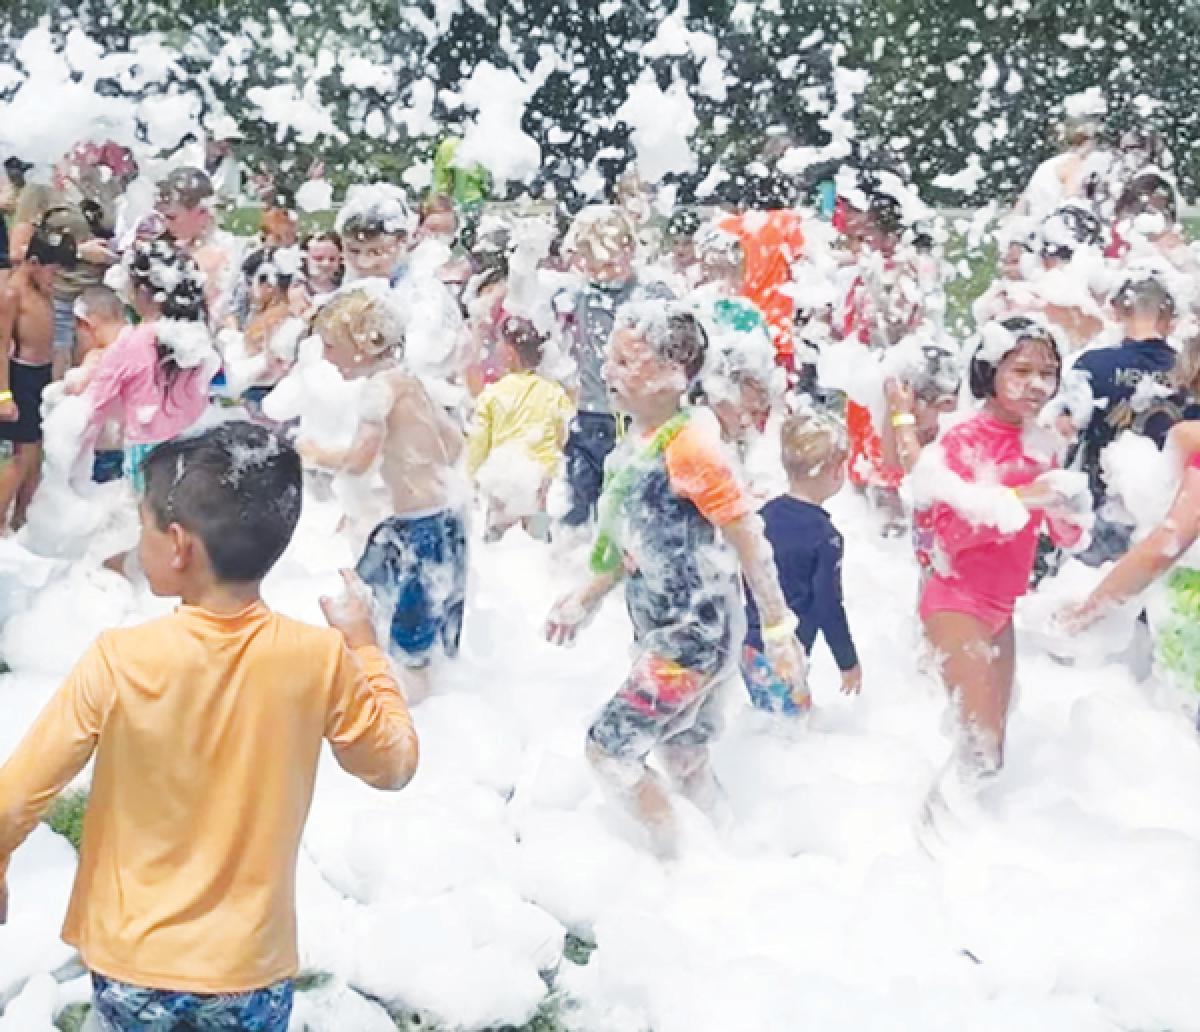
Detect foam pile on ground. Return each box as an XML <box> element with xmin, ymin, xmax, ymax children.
<box><xmin>1</xmin><ymin>481</ymin><xmax>1199</xmax><ymax>1030</ymax></box>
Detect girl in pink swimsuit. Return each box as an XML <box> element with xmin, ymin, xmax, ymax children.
<box><xmin>917</xmin><ymin>316</ymin><xmax>1086</xmax><ymax>779</ymax></box>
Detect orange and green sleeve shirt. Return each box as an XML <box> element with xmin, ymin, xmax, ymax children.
<box><xmin>0</xmin><ymin>601</ymin><xmax>417</xmax><ymax>994</ymax></box>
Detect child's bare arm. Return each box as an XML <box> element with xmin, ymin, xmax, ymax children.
<box><xmin>1066</xmin><ymin>467</ymin><xmax>1200</xmax><ymax>630</ymax></box>
<box><xmin>721</xmin><ymin>512</ymin><xmax>807</xmax><ymax>688</ymax></box>
<box><xmin>546</xmin><ymin>570</ymin><xmax>621</xmax><ymax>646</ymax></box>
<box><xmin>299</xmin><ymin>420</ymin><xmax>386</xmax><ymax>475</ymax></box>
<box><xmin>0</xmin><ymin>643</ymin><xmax>113</xmax><ymax>922</ymax></box>
<box><xmin>321</xmin><ymin>570</ymin><xmax>419</xmax><ymax>790</ymax></box>
<box><xmin>0</xmin><ymin>288</ymin><xmax>16</xmax><ymax>422</ymax></box>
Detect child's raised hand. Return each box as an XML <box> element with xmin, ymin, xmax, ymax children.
<box><xmin>320</xmin><ymin>570</ymin><xmax>378</xmax><ymax>650</ymax></box>
<box><xmin>840</xmin><ymin>664</ymin><xmax>863</xmax><ymax>696</ymax></box>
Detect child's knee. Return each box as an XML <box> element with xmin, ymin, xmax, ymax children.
<box><xmin>585</xmin><ymin>738</ymin><xmax>644</xmax><ymax>792</ymax></box>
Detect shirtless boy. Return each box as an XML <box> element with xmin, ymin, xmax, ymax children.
<box><xmin>300</xmin><ymin>289</ymin><xmax>465</xmax><ymax>703</ymax></box>
<box><xmin>0</xmin><ymin>222</ymin><xmax>77</xmax><ymax>529</ymax></box>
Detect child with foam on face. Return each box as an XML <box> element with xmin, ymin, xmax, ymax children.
<box><xmin>742</xmin><ymin>407</ymin><xmax>862</xmax><ymax>716</ymax></box>
<box><xmin>912</xmin><ymin>316</ymin><xmax>1089</xmax><ymax>798</ymax></box>
<box><xmin>545</xmin><ymin>301</ymin><xmax>805</xmax><ymax>858</ymax></box>
<box><xmin>297</xmin><ymin>289</ymin><xmax>466</xmax><ymax>705</ymax></box>
<box><xmin>0</xmin><ymin>422</ymin><xmax>418</xmax><ymax>1031</ymax></box>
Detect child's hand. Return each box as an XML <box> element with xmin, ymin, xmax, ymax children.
<box><xmin>321</xmin><ymin>570</ymin><xmax>378</xmax><ymax>650</ymax></box>
<box><xmin>1054</xmin><ymin>598</ymin><xmax>1099</xmax><ymax>637</ymax></box>
<box><xmin>840</xmin><ymin>664</ymin><xmax>863</xmax><ymax>695</ymax></box>
<box><xmin>764</xmin><ymin>634</ymin><xmax>806</xmax><ymax>691</ymax></box>
<box><xmin>545</xmin><ymin>590</ymin><xmax>596</xmax><ymax>647</ymax></box>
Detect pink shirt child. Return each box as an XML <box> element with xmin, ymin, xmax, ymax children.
<box><xmin>86</xmin><ymin>324</ymin><xmax>214</xmax><ymax>445</ymax></box>
<box><xmin>918</xmin><ymin>412</ymin><xmax>1083</xmax><ymax>634</ymax></box>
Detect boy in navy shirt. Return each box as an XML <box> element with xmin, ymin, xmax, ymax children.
<box><xmin>1067</xmin><ymin>270</ymin><xmax>1177</xmax><ymax>563</ymax></box>
<box><xmin>743</xmin><ymin>408</ymin><xmax>862</xmax><ymax>714</ymax></box>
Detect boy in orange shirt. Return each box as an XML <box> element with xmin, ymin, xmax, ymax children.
<box><xmin>546</xmin><ymin>302</ymin><xmax>805</xmax><ymax>858</ymax></box>
<box><xmin>0</xmin><ymin>421</ymin><xmax>417</xmax><ymax>1031</ymax></box>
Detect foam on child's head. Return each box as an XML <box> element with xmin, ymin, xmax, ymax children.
<box><xmin>142</xmin><ymin>422</ymin><xmax>302</xmax><ymax>584</ymax></box>
<box><xmin>614</xmin><ymin>300</ymin><xmax>708</xmax><ymax>385</ymax></box>
<box><xmin>780</xmin><ymin>404</ymin><xmax>847</xmax><ymax>479</ymax></box>
<box><xmin>566</xmin><ymin>205</ymin><xmax>635</xmax><ymax>261</ymax></box>
<box><xmin>335</xmin><ymin>183</ymin><xmax>414</xmax><ymax>240</ymax></box>
<box><xmin>313</xmin><ymin>288</ymin><xmax>403</xmax><ymax>359</ymax></box>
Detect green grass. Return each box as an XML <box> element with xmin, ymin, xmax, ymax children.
<box><xmin>44</xmin><ymin>789</ymin><xmax>88</xmax><ymax>852</ymax></box>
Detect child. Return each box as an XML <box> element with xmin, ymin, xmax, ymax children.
<box><xmin>335</xmin><ymin>184</ymin><xmax>413</xmax><ymax>284</ymax></box>
<box><xmin>83</xmin><ymin>235</ymin><xmax>219</xmax><ymax>494</ymax></box>
<box><xmin>1067</xmin><ymin>269</ymin><xmax>1178</xmax><ymax>564</ymax></box>
<box><xmin>559</xmin><ymin>205</ymin><xmax>672</xmax><ymax>528</ymax></box>
<box><xmin>914</xmin><ymin>316</ymin><xmax>1086</xmax><ymax>786</ymax></box>
<box><xmin>288</xmin><ymin>231</ymin><xmax>343</xmax><ymax>318</ymax></box>
<box><xmin>0</xmin><ymin>422</ymin><xmax>418</xmax><ymax>1029</ymax></box>
<box><xmin>67</xmin><ymin>285</ymin><xmax>130</xmax><ymax>484</ymax></box>
<box><xmin>0</xmin><ymin>220</ymin><xmax>77</xmax><ymax>529</ymax></box>
<box><xmin>235</xmin><ymin>252</ymin><xmax>296</xmax><ymax>407</ymax></box>
<box><xmin>743</xmin><ymin>409</ymin><xmax>862</xmax><ymax>715</ymax></box>
<box><xmin>466</xmin><ymin>315</ymin><xmax>573</xmax><ymax>539</ymax></box>
<box><xmin>546</xmin><ymin>302</ymin><xmax>805</xmax><ymax>857</ymax></box>
<box><xmin>299</xmin><ymin>289</ymin><xmax>466</xmax><ymax>704</ymax></box>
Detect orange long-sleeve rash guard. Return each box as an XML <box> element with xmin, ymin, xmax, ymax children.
<box><xmin>0</xmin><ymin>601</ymin><xmax>417</xmax><ymax>993</ymax></box>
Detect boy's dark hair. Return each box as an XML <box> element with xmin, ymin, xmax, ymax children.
<box><xmin>142</xmin><ymin>422</ymin><xmax>303</xmax><ymax>583</ymax></box>
<box><xmin>657</xmin><ymin>309</ymin><xmax>709</xmax><ymax>383</ymax></box>
<box><xmin>1115</xmin><ymin>172</ymin><xmax>1178</xmax><ymax>223</ymax></box>
<box><xmin>26</xmin><ymin>218</ymin><xmax>77</xmax><ymax>270</ymax></box>
<box><xmin>500</xmin><ymin>315</ymin><xmax>545</xmax><ymax>370</ymax></box>
<box><xmin>156</xmin><ymin>166</ymin><xmax>214</xmax><ymax>210</ymax></box>
<box><xmin>1113</xmin><ymin>273</ymin><xmax>1176</xmax><ymax>320</ymax></box>
<box><xmin>969</xmin><ymin>316</ymin><xmax>1061</xmax><ymax>400</ymax></box>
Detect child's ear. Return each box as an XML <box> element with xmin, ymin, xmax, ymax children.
<box><xmin>167</xmin><ymin>522</ymin><xmax>195</xmax><ymax>570</ymax></box>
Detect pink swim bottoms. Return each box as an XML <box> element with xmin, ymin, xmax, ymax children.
<box><xmin>919</xmin><ymin>575</ymin><xmax>1014</xmax><ymax>637</ymax></box>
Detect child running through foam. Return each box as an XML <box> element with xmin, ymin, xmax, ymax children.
<box><xmin>0</xmin><ymin>422</ymin><xmax>418</xmax><ymax>1032</ymax></box>
<box><xmin>743</xmin><ymin>407</ymin><xmax>862</xmax><ymax>715</ymax></box>
<box><xmin>466</xmin><ymin>314</ymin><xmax>574</xmax><ymax>540</ymax></box>
<box><xmin>299</xmin><ymin>288</ymin><xmax>466</xmax><ymax>705</ymax></box>
<box><xmin>914</xmin><ymin>316</ymin><xmax>1088</xmax><ymax>794</ymax></box>
<box><xmin>545</xmin><ymin>301</ymin><xmax>805</xmax><ymax>858</ymax></box>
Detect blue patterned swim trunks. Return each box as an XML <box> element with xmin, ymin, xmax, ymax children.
<box><xmin>91</xmin><ymin>973</ymin><xmax>293</xmax><ymax>1032</ymax></box>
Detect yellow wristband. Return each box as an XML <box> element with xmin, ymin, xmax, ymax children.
<box><xmin>0</xmin><ymin>391</ymin><xmax>12</xmax><ymax>404</ymax></box>
<box><xmin>891</xmin><ymin>412</ymin><xmax>916</xmax><ymax>428</ymax></box>
<box><xmin>762</xmin><ymin>612</ymin><xmax>799</xmax><ymax>645</ymax></box>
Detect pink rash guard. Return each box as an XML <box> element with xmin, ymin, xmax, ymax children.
<box><xmin>85</xmin><ymin>324</ymin><xmax>214</xmax><ymax>445</ymax></box>
<box><xmin>918</xmin><ymin>412</ymin><xmax>1083</xmax><ymax>635</ymax></box>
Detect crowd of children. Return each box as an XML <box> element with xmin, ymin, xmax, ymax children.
<box><xmin>0</xmin><ymin>83</ymin><xmax>1198</xmax><ymax>1025</ymax></box>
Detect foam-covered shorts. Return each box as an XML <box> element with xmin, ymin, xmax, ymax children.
<box><xmin>588</xmin><ymin>651</ymin><xmax>725</xmax><ymax>760</ymax></box>
<box><xmin>91</xmin><ymin>973</ymin><xmax>293</xmax><ymax>1032</ymax></box>
<box><xmin>919</xmin><ymin>574</ymin><xmax>1014</xmax><ymax>637</ymax></box>
<box><xmin>356</xmin><ymin>508</ymin><xmax>468</xmax><ymax>667</ymax></box>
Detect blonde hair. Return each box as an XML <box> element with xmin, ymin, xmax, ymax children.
<box><xmin>780</xmin><ymin>407</ymin><xmax>848</xmax><ymax>479</ymax></box>
<box><xmin>312</xmin><ymin>289</ymin><xmax>402</xmax><ymax>359</ymax></box>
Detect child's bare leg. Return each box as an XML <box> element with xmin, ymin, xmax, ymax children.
<box><xmin>400</xmin><ymin>663</ymin><xmax>432</xmax><ymax>706</ymax></box>
<box><xmin>10</xmin><ymin>442</ymin><xmax>42</xmax><ymax>529</ymax></box>
<box><xmin>924</xmin><ymin>610</ymin><xmax>1006</xmax><ymax>776</ymax></box>
<box><xmin>660</xmin><ymin>743</ymin><xmax>722</xmax><ymax>818</ymax></box>
<box><xmin>586</xmin><ymin>740</ymin><xmax>678</xmax><ymax>858</ymax></box>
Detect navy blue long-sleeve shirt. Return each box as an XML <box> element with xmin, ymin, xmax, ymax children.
<box><xmin>1070</xmin><ymin>336</ymin><xmax>1176</xmax><ymax>503</ymax></box>
<box><xmin>745</xmin><ymin>495</ymin><xmax>859</xmax><ymax>671</ymax></box>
